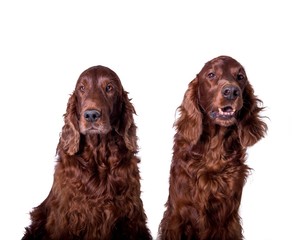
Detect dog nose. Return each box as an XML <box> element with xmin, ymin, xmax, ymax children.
<box><xmin>84</xmin><ymin>110</ymin><xmax>101</xmax><ymax>122</ymax></box>
<box><xmin>222</xmin><ymin>85</ymin><xmax>240</xmax><ymax>100</ymax></box>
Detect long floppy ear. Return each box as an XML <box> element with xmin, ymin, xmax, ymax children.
<box><xmin>59</xmin><ymin>93</ymin><xmax>80</xmax><ymax>155</ymax></box>
<box><xmin>238</xmin><ymin>83</ymin><xmax>268</xmax><ymax>147</ymax></box>
<box><xmin>115</xmin><ymin>90</ymin><xmax>138</xmax><ymax>152</ymax></box>
<box><xmin>175</xmin><ymin>77</ymin><xmax>203</xmax><ymax>145</ymax></box>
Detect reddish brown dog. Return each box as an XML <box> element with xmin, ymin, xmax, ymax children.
<box><xmin>23</xmin><ymin>66</ymin><xmax>152</xmax><ymax>240</ymax></box>
<box><xmin>159</xmin><ymin>56</ymin><xmax>267</xmax><ymax>240</ymax></box>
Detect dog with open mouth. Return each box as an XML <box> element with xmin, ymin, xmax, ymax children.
<box><xmin>159</xmin><ymin>56</ymin><xmax>267</xmax><ymax>240</ymax></box>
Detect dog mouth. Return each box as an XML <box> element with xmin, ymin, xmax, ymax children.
<box><xmin>210</xmin><ymin>106</ymin><xmax>236</xmax><ymax>120</ymax></box>
<box><xmin>85</xmin><ymin>127</ymin><xmax>102</xmax><ymax>134</ymax></box>
<box><xmin>80</xmin><ymin>123</ymin><xmax>112</xmax><ymax>135</ymax></box>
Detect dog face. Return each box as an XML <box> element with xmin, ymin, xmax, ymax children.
<box><xmin>75</xmin><ymin>66</ymin><xmax>123</xmax><ymax>135</ymax></box>
<box><xmin>197</xmin><ymin>56</ymin><xmax>247</xmax><ymax>127</ymax></box>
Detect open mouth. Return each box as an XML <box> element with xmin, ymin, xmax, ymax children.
<box><xmin>210</xmin><ymin>106</ymin><xmax>236</xmax><ymax>119</ymax></box>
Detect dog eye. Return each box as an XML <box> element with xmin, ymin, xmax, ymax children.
<box><xmin>207</xmin><ymin>72</ymin><xmax>215</xmax><ymax>79</ymax></box>
<box><xmin>237</xmin><ymin>73</ymin><xmax>245</xmax><ymax>81</ymax></box>
<box><xmin>105</xmin><ymin>84</ymin><xmax>113</xmax><ymax>93</ymax></box>
<box><xmin>79</xmin><ymin>85</ymin><xmax>85</xmax><ymax>92</ymax></box>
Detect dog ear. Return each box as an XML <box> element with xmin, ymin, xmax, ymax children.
<box><xmin>59</xmin><ymin>93</ymin><xmax>80</xmax><ymax>155</ymax></box>
<box><xmin>175</xmin><ymin>77</ymin><xmax>203</xmax><ymax>145</ymax></box>
<box><xmin>115</xmin><ymin>90</ymin><xmax>138</xmax><ymax>152</ymax></box>
<box><xmin>238</xmin><ymin>83</ymin><xmax>267</xmax><ymax>147</ymax></box>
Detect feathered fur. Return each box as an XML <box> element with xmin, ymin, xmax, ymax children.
<box><xmin>159</xmin><ymin>56</ymin><xmax>267</xmax><ymax>240</ymax></box>
<box><xmin>23</xmin><ymin>66</ymin><xmax>152</xmax><ymax>240</ymax></box>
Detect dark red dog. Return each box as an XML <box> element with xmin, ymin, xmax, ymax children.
<box><xmin>159</xmin><ymin>56</ymin><xmax>267</xmax><ymax>240</ymax></box>
<box><xmin>23</xmin><ymin>66</ymin><xmax>152</xmax><ymax>240</ymax></box>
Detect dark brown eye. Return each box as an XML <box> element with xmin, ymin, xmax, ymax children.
<box><xmin>79</xmin><ymin>85</ymin><xmax>85</xmax><ymax>92</ymax></box>
<box><xmin>237</xmin><ymin>73</ymin><xmax>245</xmax><ymax>81</ymax></box>
<box><xmin>106</xmin><ymin>84</ymin><xmax>113</xmax><ymax>93</ymax></box>
<box><xmin>207</xmin><ymin>72</ymin><xmax>215</xmax><ymax>79</ymax></box>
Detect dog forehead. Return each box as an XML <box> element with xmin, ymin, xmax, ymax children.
<box><xmin>201</xmin><ymin>56</ymin><xmax>243</xmax><ymax>75</ymax></box>
<box><xmin>209</xmin><ymin>56</ymin><xmax>240</xmax><ymax>67</ymax></box>
<box><xmin>77</xmin><ymin>66</ymin><xmax>121</xmax><ymax>86</ymax></box>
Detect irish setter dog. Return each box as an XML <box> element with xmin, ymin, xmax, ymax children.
<box><xmin>23</xmin><ymin>66</ymin><xmax>152</xmax><ymax>240</ymax></box>
<box><xmin>159</xmin><ymin>56</ymin><xmax>267</xmax><ymax>240</ymax></box>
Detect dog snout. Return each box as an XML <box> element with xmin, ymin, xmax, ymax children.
<box><xmin>222</xmin><ymin>85</ymin><xmax>240</xmax><ymax>100</ymax></box>
<box><xmin>84</xmin><ymin>109</ymin><xmax>101</xmax><ymax>122</ymax></box>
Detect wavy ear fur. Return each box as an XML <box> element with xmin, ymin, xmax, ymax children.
<box><xmin>175</xmin><ymin>78</ymin><xmax>203</xmax><ymax>145</ymax></box>
<box><xmin>59</xmin><ymin>93</ymin><xmax>80</xmax><ymax>155</ymax></box>
<box><xmin>238</xmin><ymin>83</ymin><xmax>268</xmax><ymax>147</ymax></box>
<box><xmin>115</xmin><ymin>90</ymin><xmax>138</xmax><ymax>152</ymax></box>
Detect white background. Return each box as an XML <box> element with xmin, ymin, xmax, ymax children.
<box><xmin>1</xmin><ymin>1</ymin><xmax>299</xmax><ymax>239</ymax></box>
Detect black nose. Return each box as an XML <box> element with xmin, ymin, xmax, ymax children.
<box><xmin>84</xmin><ymin>110</ymin><xmax>101</xmax><ymax>122</ymax></box>
<box><xmin>222</xmin><ymin>85</ymin><xmax>240</xmax><ymax>100</ymax></box>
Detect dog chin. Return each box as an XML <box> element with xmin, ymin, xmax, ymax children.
<box><xmin>214</xmin><ymin>117</ymin><xmax>237</xmax><ymax>127</ymax></box>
